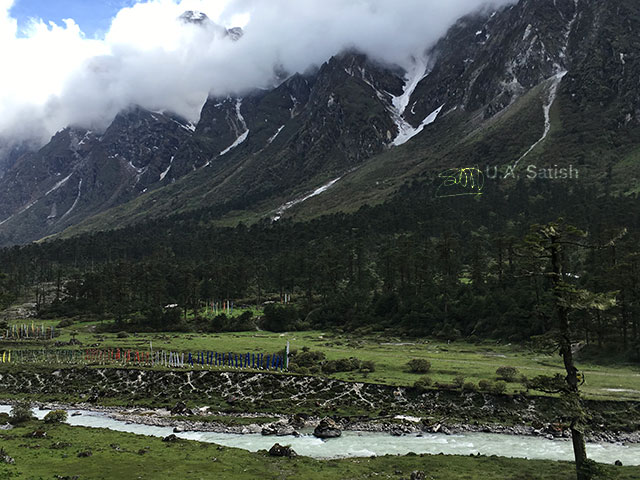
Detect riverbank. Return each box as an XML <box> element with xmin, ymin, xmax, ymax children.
<box><xmin>23</xmin><ymin>401</ymin><xmax>640</xmax><ymax>445</ymax></box>
<box><xmin>1</xmin><ymin>366</ymin><xmax>640</xmax><ymax>433</ymax></box>
<box><xmin>1</xmin><ymin>419</ymin><xmax>638</xmax><ymax>480</ymax></box>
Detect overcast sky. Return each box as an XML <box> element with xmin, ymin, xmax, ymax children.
<box><xmin>0</xmin><ymin>0</ymin><xmax>516</xmax><ymax>148</ymax></box>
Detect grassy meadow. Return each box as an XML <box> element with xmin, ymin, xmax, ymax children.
<box><xmin>2</xmin><ymin>317</ymin><xmax>640</xmax><ymax>402</ymax></box>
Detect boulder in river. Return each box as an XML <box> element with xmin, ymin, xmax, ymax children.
<box><xmin>313</xmin><ymin>417</ymin><xmax>342</xmax><ymax>439</ymax></box>
<box><xmin>162</xmin><ymin>434</ymin><xmax>179</xmax><ymax>443</ymax></box>
<box><xmin>268</xmin><ymin>443</ymin><xmax>297</xmax><ymax>457</ymax></box>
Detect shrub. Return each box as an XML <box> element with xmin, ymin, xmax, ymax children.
<box><xmin>478</xmin><ymin>380</ymin><xmax>493</xmax><ymax>392</ymax></box>
<box><xmin>116</xmin><ymin>331</ymin><xmax>129</xmax><ymax>338</ymax></box>
<box><xmin>491</xmin><ymin>381</ymin><xmax>507</xmax><ymax>395</ymax></box>
<box><xmin>290</xmin><ymin>350</ymin><xmax>326</xmax><ymax>368</ymax></box>
<box><xmin>413</xmin><ymin>376</ymin><xmax>433</xmax><ymax>393</ymax></box>
<box><xmin>496</xmin><ymin>366</ymin><xmax>519</xmax><ymax>382</ymax></box>
<box><xmin>10</xmin><ymin>400</ymin><xmax>34</xmax><ymax>424</ymax></box>
<box><xmin>359</xmin><ymin>360</ymin><xmax>376</xmax><ymax>373</ymax></box>
<box><xmin>322</xmin><ymin>357</ymin><xmax>361</xmax><ymax>374</ymax></box>
<box><xmin>44</xmin><ymin>410</ymin><xmax>68</xmax><ymax>424</ymax></box>
<box><xmin>453</xmin><ymin>375</ymin><xmax>465</xmax><ymax>388</ymax></box>
<box><xmin>407</xmin><ymin>359</ymin><xmax>431</xmax><ymax>374</ymax></box>
<box><xmin>262</xmin><ymin>304</ymin><xmax>300</xmax><ymax>332</ymax></box>
<box><xmin>462</xmin><ymin>382</ymin><xmax>477</xmax><ymax>392</ymax></box>
<box><xmin>57</xmin><ymin>318</ymin><xmax>74</xmax><ymax>328</ymax></box>
<box><xmin>525</xmin><ymin>374</ymin><xmax>567</xmax><ymax>393</ymax></box>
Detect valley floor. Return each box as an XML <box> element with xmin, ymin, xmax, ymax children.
<box><xmin>1</xmin><ymin>421</ymin><xmax>639</xmax><ymax>480</ymax></box>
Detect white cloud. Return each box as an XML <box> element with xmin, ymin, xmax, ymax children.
<box><xmin>0</xmin><ymin>0</ymin><xmax>515</xmax><ymax>147</ymax></box>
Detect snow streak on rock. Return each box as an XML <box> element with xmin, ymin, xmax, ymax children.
<box><xmin>61</xmin><ymin>178</ymin><xmax>82</xmax><ymax>220</ymax></box>
<box><xmin>389</xmin><ymin>57</ymin><xmax>443</xmax><ymax>146</ymax></box>
<box><xmin>267</xmin><ymin>125</ymin><xmax>285</xmax><ymax>145</ymax></box>
<box><xmin>272</xmin><ymin>176</ymin><xmax>342</xmax><ymax>221</ymax></box>
<box><xmin>219</xmin><ymin>99</ymin><xmax>249</xmax><ymax>156</ymax></box>
<box><xmin>513</xmin><ymin>71</ymin><xmax>566</xmax><ymax>169</ymax></box>
<box><xmin>159</xmin><ymin>156</ymin><xmax>174</xmax><ymax>181</ymax></box>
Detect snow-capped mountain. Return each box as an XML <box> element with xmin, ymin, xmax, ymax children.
<box><xmin>1</xmin><ymin>0</ymin><xmax>639</xmax><ymax>245</ymax></box>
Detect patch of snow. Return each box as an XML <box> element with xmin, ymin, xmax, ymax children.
<box><xmin>475</xmin><ymin>30</ymin><xmax>483</xmax><ymax>36</ymax></box>
<box><xmin>392</xmin><ymin>104</ymin><xmax>444</xmax><ymax>146</ymax></box>
<box><xmin>171</xmin><ymin>118</ymin><xmax>196</xmax><ymax>132</ymax></box>
<box><xmin>77</xmin><ymin>131</ymin><xmax>92</xmax><ymax>146</ymax></box>
<box><xmin>389</xmin><ymin>57</ymin><xmax>443</xmax><ymax>146</ymax></box>
<box><xmin>159</xmin><ymin>156</ymin><xmax>174</xmax><ymax>181</ymax></box>
<box><xmin>219</xmin><ymin>130</ymin><xmax>249</xmax><ymax>156</ymax></box>
<box><xmin>45</xmin><ymin>172</ymin><xmax>74</xmax><ymax>196</ymax></box>
<box><xmin>289</xmin><ymin>95</ymin><xmax>300</xmax><ymax>118</ymax></box>
<box><xmin>127</xmin><ymin>161</ymin><xmax>145</xmax><ymax>174</ymax></box>
<box><xmin>272</xmin><ymin>176</ymin><xmax>342</xmax><ymax>221</ymax></box>
<box><xmin>392</xmin><ymin>57</ymin><xmax>428</xmax><ymax>118</ymax></box>
<box><xmin>267</xmin><ymin>125</ymin><xmax>285</xmax><ymax>145</ymax></box>
<box><xmin>61</xmin><ymin>178</ymin><xmax>82</xmax><ymax>220</ymax></box>
<box><xmin>327</xmin><ymin>93</ymin><xmax>336</xmax><ymax>108</ymax></box>
<box><xmin>219</xmin><ymin>99</ymin><xmax>249</xmax><ymax>156</ymax></box>
<box><xmin>514</xmin><ymin>71</ymin><xmax>566</xmax><ymax>169</ymax></box>
<box><xmin>522</xmin><ymin>24</ymin><xmax>533</xmax><ymax>41</ymax></box>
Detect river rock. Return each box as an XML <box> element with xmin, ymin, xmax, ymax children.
<box><xmin>162</xmin><ymin>434</ymin><xmax>179</xmax><ymax>442</ymax></box>
<box><xmin>170</xmin><ymin>401</ymin><xmax>192</xmax><ymax>416</ymax></box>
<box><xmin>615</xmin><ymin>460</ymin><xmax>623</xmax><ymax>466</ymax></box>
<box><xmin>290</xmin><ymin>413</ymin><xmax>308</xmax><ymax>428</ymax></box>
<box><xmin>410</xmin><ymin>471</ymin><xmax>426</xmax><ymax>480</ymax></box>
<box><xmin>313</xmin><ymin>417</ymin><xmax>342</xmax><ymax>439</ymax></box>
<box><xmin>268</xmin><ymin>443</ymin><xmax>297</xmax><ymax>457</ymax></box>
<box><xmin>173</xmin><ymin>426</ymin><xmax>184</xmax><ymax>433</ymax></box>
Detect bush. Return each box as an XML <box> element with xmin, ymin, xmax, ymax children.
<box><xmin>453</xmin><ymin>375</ymin><xmax>465</xmax><ymax>388</ymax></box>
<box><xmin>10</xmin><ymin>400</ymin><xmax>34</xmax><ymax>424</ymax></box>
<box><xmin>407</xmin><ymin>359</ymin><xmax>431</xmax><ymax>374</ymax></box>
<box><xmin>491</xmin><ymin>381</ymin><xmax>507</xmax><ymax>395</ymax></box>
<box><xmin>57</xmin><ymin>318</ymin><xmax>74</xmax><ymax>328</ymax></box>
<box><xmin>322</xmin><ymin>357</ymin><xmax>361</xmax><ymax>374</ymax></box>
<box><xmin>359</xmin><ymin>360</ymin><xmax>376</xmax><ymax>373</ymax></box>
<box><xmin>413</xmin><ymin>376</ymin><xmax>433</xmax><ymax>393</ymax></box>
<box><xmin>462</xmin><ymin>382</ymin><xmax>477</xmax><ymax>392</ymax></box>
<box><xmin>478</xmin><ymin>380</ymin><xmax>493</xmax><ymax>392</ymax></box>
<box><xmin>262</xmin><ymin>304</ymin><xmax>300</xmax><ymax>332</ymax></box>
<box><xmin>44</xmin><ymin>410</ymin><xmax>68</xmax><ymax>424</ymax></box>
<box><xmin>525</xmin><ymin>374</ymin><xmax>566</xmax><ymax>393</ymax></box>
<box><xmin>496</xmin><ymin>366</ymin><xmax>519</xmax><ymax>382</ymax></box>
<box><xmin>290</xmin><ymin>350</ymin><xmax>326</xmax><ymax>368</ymax></box>
<box><xmin>116</xmin><ymin>331</ymin><xmax>129</xmax><ymax>338</ymax></box>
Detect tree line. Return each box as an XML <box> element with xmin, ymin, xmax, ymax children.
<box><xmin>0</xmin><ymin>177</ymin><xmax>639</xmax><ymax>358</ymax></box>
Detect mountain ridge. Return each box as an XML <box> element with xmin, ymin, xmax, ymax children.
<box><xmin>1</xmin><ymin>0</ymin><xmax>639</xmax><ymax>246</ymax></box>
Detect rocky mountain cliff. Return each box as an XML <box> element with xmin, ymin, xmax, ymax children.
<box><xmin>0</xmin><ymin>108</ymin><xmax>193</xmax><ymax>245</ymax></box>
<box><xmin>1</xmin><ymin>0</ymin><xmax>638</xmax><ymax>245</ymax></box>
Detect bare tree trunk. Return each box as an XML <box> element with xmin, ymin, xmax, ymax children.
<box><xmin>550</xmin><ymin>235</ymin><xmax>590</xmax><ymax>480</ymax></box>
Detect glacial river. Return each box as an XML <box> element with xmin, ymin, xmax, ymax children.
<box><xmin>2</xmin><ymin>405</ymin><xmax>639</xmax><ymax>465</ymax></box>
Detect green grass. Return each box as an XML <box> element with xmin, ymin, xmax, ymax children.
<box><xmin>0</xmin><ymin>420</ymin><xmax>638</xmax><ymax>480</ymax></box>
<box><xmin>2</xmin><ymin>326</ymin><xmax>639</xmax><ymax>402</ymax></box>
